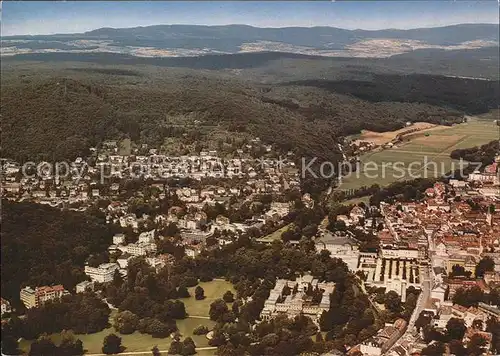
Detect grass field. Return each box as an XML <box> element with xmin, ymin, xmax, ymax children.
<box><xmin>19</xmin><ymin>280</ymin><xmax>234</xmax><ymax>354</ymax></box>
<box><xmin>339</xmin><ymin>119</ymin><xmax>498</xmax><ymax>191</ymax></box>
<box><xmin>354</xmin><ymin>122</ymin><xmax>442</xmax><ymax>145</ymax></box>
<box><xmin>476</xmin><ymin>109</ymin><xmax>499</xmax><ymax>121</ymax></box>
<box><xmin>342</xmin><ymin>196</ymin><xmax>371</xmax><ymax>206</ymax></box>
<box><xmin>183</xmin><ymin>280</ymin><xmax>235</xmax><ymax>317</ymax></box>
<box><xmin>256</xmin><ymin>223</ymin><xmax>293</xmax><ymax>243</ymax></box>
<box><xmin>118</xmin><ymin>138</ymin><xmax>132</xmax><ymax>156</ymax></box>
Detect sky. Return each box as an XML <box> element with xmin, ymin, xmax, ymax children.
<box><xmin>1</xmin><ymin>1</ymin><xmax>499</xmax><ymax>36</ymax></box>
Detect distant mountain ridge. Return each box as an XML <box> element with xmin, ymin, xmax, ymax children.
<box><xmin>2</xmin><ymin>23</ymin><xmax>498</xmax><ymax>58</ymax></box>
<box><xmin>80</xmin><ymin>23</ymin><xmax>499</xmax><ymax>45</ymax></box>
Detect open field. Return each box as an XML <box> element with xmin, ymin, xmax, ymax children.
<box><xmin>342</xmin><ymin>196</ymin><xmax>371</xmax><ymax>206</ymax></box>
<box><xmin>184</xmin><ymin>280</ymin><xmax>235</xmax><ymax>317</ymax></box>
<box><xmin>118</xmin><ymin>138</ymin><xmax>132</xmax><ymax>156</ymax></box>
<box><xmin>20</xmin><ymin>314</ymin><xmax>216</xmax><ymax>354</ymax></box>
<box><xmin>339</xmin><ymin>119</ymin><xmax>498</xmax><ymax>191</ymax></box>
<box><xmin>476</xmin><ymin>109</ymin><xmax>499</xmax><ymax>121</ymax></box>
<box><xmin>19</xmin><ymin>280</ymin><xmax>233</xmax><ymax>354</ymax></box>
<box><xmin>256</xmin><ymin>223</ymin><xmax>293</xmax><ymax>243</ymax></box>
<box><xmin>354</xmin><ymin>122</ymin><xmax>447</xmax><ymax>145</ymax></box>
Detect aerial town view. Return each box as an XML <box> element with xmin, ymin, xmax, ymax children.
<box><xmin>1</xmin><ymin>1</ymin><xmax>499</xmax><ymax>356</ymax></box>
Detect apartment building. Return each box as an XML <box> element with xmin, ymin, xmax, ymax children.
<box><xmin>125</xmin><ymin>242</ymin><xmax>157</xmax><ymax>256</ymax></box>
<box><xmin>20</xmin><ymin>285</ymin><xmax>68</xmax><ymax>309</ymax></box>
<box><xmin>84</xmin><ymin>263</ymin><xmax>119</xmax><ymax>283</ymax></box>
<box><xmin>76</xmin><ymin>280</ymin><xmax>95</xmax><ymax>293</ymax></box>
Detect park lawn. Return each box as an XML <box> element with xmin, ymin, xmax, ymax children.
<box><xmin>184</xmin><ymin>279</ymin><xmax>235</xmax><ymax>317</ymax></box>
<box><xmin>118</xmin><ymin>138</ymin><xmax>132</xmax><ymax>156</ymax></box>
<box><xmin>342</xmin><ymin>196</ymin><xmax>371</xmax><ymax>206</ymax></box>
<box><xmin>19</xmin><ymin>280</ymin><xmax>234</xmax><ymax>354</ymax></box>
<box><xmin>19</xmin><ymin>314</ymin><xmax>216</xmax><ymax>354</ymax></box>
<box><xmin>256</xmin><ymin>223</ymin><xmax>293</xmax><ymax>244</ymax></box>
<box><xmin>339</xmin><ymin>119</ymin><xmax>497</xmax><ymax>191</ymax></box>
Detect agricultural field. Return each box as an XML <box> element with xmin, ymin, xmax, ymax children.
<box><xmin>339</xmin><ymin>119</ymin><xmax>498</xmax><ymax>191</ymax></box>
<box><xmin>476</xmin><ymin>109</ymin><xmax>500</xmax><ymax>121</ymax></box>
<box><xmin>19</xmin><ymin>280</ymin><xmax>234</xmax><ymax>355</ymax></box>
<box><xmin>353</xmin><ymin>122</ymin><xmax>445</xmax><ymax>146</ymax></box>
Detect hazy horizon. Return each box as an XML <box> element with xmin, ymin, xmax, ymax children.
<box><xmin>2</xmin><ymin>1</ymin><xmax>499</xmax><ymax>36</ymax></box>
<box><xmin>3</xmin><ymin>22</ymin><xmax>500</xmax><ymax>38</ymax></box>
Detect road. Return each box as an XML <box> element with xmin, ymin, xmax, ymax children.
<box><xmin>409</xmin><ymin>266</ymin><xmax>431</xmax><ymax>332</ymax></box>
<box><xmin>389</xmin><ymin>264</ymin><xmax>432</xmax><ymax>352</ymax></box>
<box><xmin>188</xmin><ymin>315</ymin><xmax>210</xmax><ymax>320</ymax></box>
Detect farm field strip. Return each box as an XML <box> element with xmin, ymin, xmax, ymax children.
<box><xmin>340</xmin><ymin>119</ymin><xmax>498</xmax><ymax>190</ymax></box>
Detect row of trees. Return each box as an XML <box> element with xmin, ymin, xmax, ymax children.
<box><xmin>329</xmin><ymin>178</ymin><xmax>438</xmax><ymax>207</ymax></box>
<box><xmin>450</xmin><ymin>140</ymin><xmax>499</xmax><ymax>167</ymax></box>
<box><xmin>452</xmin><ymin>286</ymin><xmax>500</xmax><ymax>308</ymax></box>
<box><xmin>27</xmin><ymin>331</ymin><xmax>84</xmax><ymax>356</ymax></box>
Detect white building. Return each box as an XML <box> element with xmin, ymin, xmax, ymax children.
<box><xmin>1</xmin><ymin>298</ymin><xmax>12</xmax><ymax>315</ymax></box>
<box><xmin>119</xmin><ymin>214</ymin><xmax>138</xmax><ymax>229</ymax></box>
<box><xmin>125</xmin><ymin>242</ymin><xmax>157</xmax><ymax>256</ymax></box>
<box><xmin>260</xmin><ymin>275</ymin><xmax>335</xmax><ymax>326</ymax></box>
<box><xmin>468</xmin><ymin>171</ymin><xmax>497</xmax><ymax>183</ymax></box>
<box><xmin>431</xmin><ymin>284</ymin><xmax>447</xmax><ymax>304</ymax></box>
<box><xmin>138</xmin><ymin>229</ymin><xmax>155</xmax><ymax>243</ymax></box>
<box><xmin>315</xmin><ymin>233</ymin><xmax>360</xmax><ymax>271</ymax></box>
<box><xmin>117</xmin><ymin>254</ymin><xmax>133</xmax><ymax>269</ymax></box>
<box><xmin>185</xmin><ymin>244</ymin><xmax>202</xmax><ymax>258</ymax></box>
<box><xmin>381</xmin><ymin>248</ymin><xmax>419</xmax><ymax>260</ymax></box>
<box><xmin>76</xmin><ymin>280</ymin><xmax>95</xmax><ymax>293</ymax></box>
<box><xmin>84</xmin><ymin>263</ymin><xmax>119</xmax><ymax>283</ymax></box>
<box><xmin>113</xmin><ymin>233</ymin><xmax>126</xmax><ymax>245</ymax></box>
<box><xmin>146</xmin><ymin>257</ymin><xmax>166</xmax><ymax>272</ymax></box>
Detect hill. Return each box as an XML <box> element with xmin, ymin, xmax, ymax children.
<box><xmin>2</xmin><ymin>23</ymin><xmax>498</xmax><ymax>59</ymax></box>
<box><xmin>4</xmin><ymin>46</ymin><xmax>499</xmax><ymax>80</ymax></box>
<box><xmin>1</xmin><ymin>200</ymin><xmax>113</xmax><ymax>302</ymax></box>
<box><xmin>1</xmin><ymin>65</ymin><xmax>467</xmax><ymax>163</ymax></box>
<box><xmin>285</xmin><ymin>74</ymin><xmax>500</xmax><ymax>114</ymax></box>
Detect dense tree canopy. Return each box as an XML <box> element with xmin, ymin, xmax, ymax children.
<box><xmin>1</xmin><ymin>200</ymin><xmax>114</xmax><ymax>302</ymax></box>
<box><xmin>102</xmin><ymin>333</ymin><xmax>123</xmax><ymax>355</ymax></box>
<box><xmin>3</xmin><ymin>292</ymin><xmax>110</xmax><ymax>341</ymax></box>
<box><xmin>475</xmin><ymin>257</ymin><xmax>495</xmax><ymax>278</ymax></box>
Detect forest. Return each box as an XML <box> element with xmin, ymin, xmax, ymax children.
<box><xmin>1</xmin><ymin>221</ymin><xmax>387</xmax><ymax>355</ymax></box>
<box><xmin>286</xmin><ymin>74</ymin><xmax>499</xmax><ymax>114</ymax></box>
<box><xmin>1</xmin><ymin>200</ymin><xmax>115</xmax><ymax>303</ymax></box>
<box><xmin>450</xmin><ymin>140</ymin><xmax>499</xmax><ymax>167</ymax></box>
<box><xmin>1</xmin><ymin>63</ymin><xmax>472</xmax><ymax>165</ymax></box>
<box><xmin>99</xmin><ymin>236</ymin><xmax>386</xmax><ymax>354</ymax></box>
<box><xmin>3</xmin><ymin>293</ymin><xmax>111</xmax><ymax>341</ymax></box>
